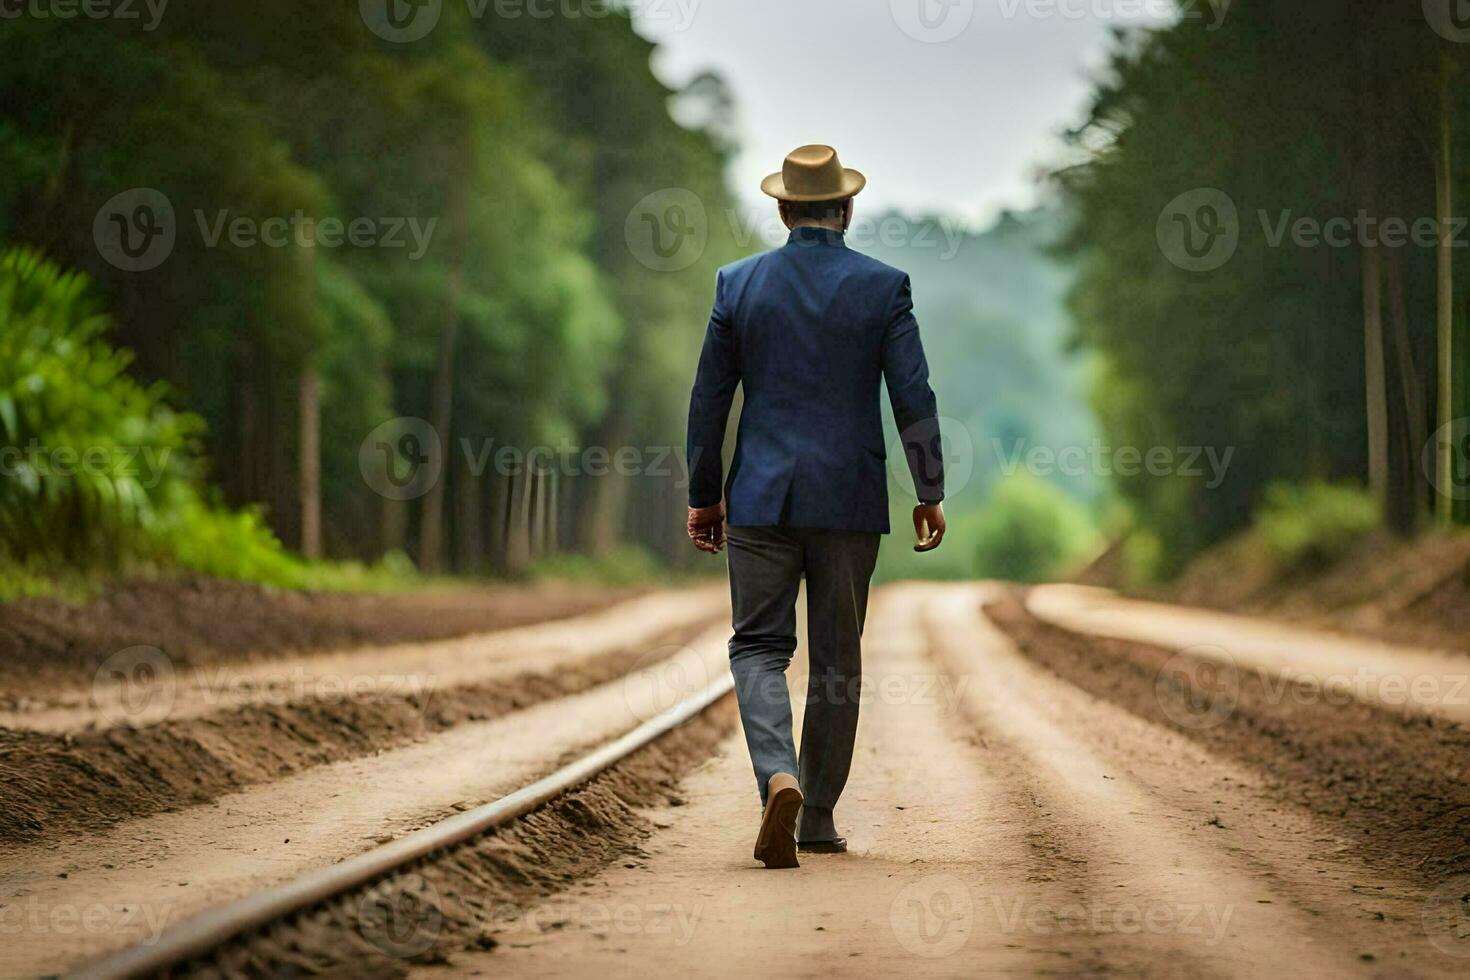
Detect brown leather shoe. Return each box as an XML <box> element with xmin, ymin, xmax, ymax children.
<box><xmin>753</xmin><ymin>773</ymin><xmax>803</xmax><ymax>869</ymax></box>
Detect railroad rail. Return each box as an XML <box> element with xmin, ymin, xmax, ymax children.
<box><xmin>71</xmin><ymin>672</ymin><xmax>735</xmax><ymax>980</ymax></box>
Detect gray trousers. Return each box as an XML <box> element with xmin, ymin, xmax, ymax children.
<box><xmin>725</xmin><ymin>525</ymin><xmax>881</xmax><ymax>808</ymax></box>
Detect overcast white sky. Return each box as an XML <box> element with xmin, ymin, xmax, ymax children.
<box><xmin>633</xmin><ymin>0</ymin><xmax>1177</xmax><ymax>225</ymax></box>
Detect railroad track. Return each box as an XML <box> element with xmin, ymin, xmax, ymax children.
<box><xmin>46</xmin><ymin>583</ymin><xmax>1470</xmax><ymax>978</ymax></box>
<box><xmin>69</xmin><ymin>672</ymin><xmax>735</xmax><ymax>980</ymax></box>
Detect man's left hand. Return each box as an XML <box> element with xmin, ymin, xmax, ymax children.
<box><xmin>687</xmin><ymin>502</ymin><xmax>727</xmax><ymax>554</ymax></box>
<box><xmin>913</xmin><ymin>502</ymin><xmax>946</xmax><ymax>553</ymax></box>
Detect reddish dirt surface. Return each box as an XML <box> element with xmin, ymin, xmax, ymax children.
<box><xmin>987</xmin><ymin>590</ymin><xmax>1470</xmax><ymax>884</ymax></box>
<box><xmin>0</xmin><ymin>577</ymin><xmax>644</xmax><ymax>681</ymax></box>
<box><xmin>354</xmin><ymin>586</ymin><xmax>1455</xmax><ymax>979</ymax></box>
<box><xmin>0</xmin><ymin>623</ymin><xmax>736</xmax><ymax>977</ymax></box>
<box><xmin>0</xmin><ymin>618</ymin><xmax>715</xmax><ymax>846</ymax></box>
<box><xmin>194</xmin><ymin>699</ymin><xmax>738</xmax><ymax>979</ymax></box>
<box><xmin>14</xmin><ymin>584</ymin><xmax>1470</xmax><ymax>978</ymax></box>
<box><xmin>0</xmin><ymin>590</ymin><xmax>725</xmax><ymax>847</ymax></box>
<box><xmin>1160</xmin><ymin>531</ymin><xmax>1470</xmax><ymax>651</ymax></box>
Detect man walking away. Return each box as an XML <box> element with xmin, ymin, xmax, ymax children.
<box><xmin>685</xmin><ymin>144</ymin><xmax>946</xmax><ymax>869</ymax></box>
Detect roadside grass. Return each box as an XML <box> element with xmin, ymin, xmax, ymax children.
<box><xmin>0</xmin><ymin>551</ymin><xmax>447</xmax><ymax>604</ymax></box>
<box><xmin>529</xmin><ymin>545</ymin><xmax>718</xmax><ymax>588</ymax></box>
<box><xmin>1254</xmin><ymin>480</ymin><xmax>1380</xmax><ymax>573</ymax></box>
<box><xmin>0</xmin><ymin>546</ymin><xmax>713</xmax><ymax>605</ymax></box>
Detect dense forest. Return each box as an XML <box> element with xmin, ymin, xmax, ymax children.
<box><xmin>1059</xmin><ymin>0</ymin><xmax>1470</xmax><ymax>575</ymax></box>
<box><xmin>0</xmin><ymin>2</ymin><xmax>741</xmax><ymax>588</ymax></box>
<box><xmin>0</xmin><ymin>0</ymin><xmax>740</xmax><ymax>590</ymax></box>
<box><xmin>7</xmin><ymin>0</ymin><xmax>1470</xmax><ymax>594</ymax></box>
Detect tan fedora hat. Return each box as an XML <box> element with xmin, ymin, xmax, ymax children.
<box><xmin>761</xmin><ymin>144</ymin><xmax>866</xmax><ymax>202</ymax></box>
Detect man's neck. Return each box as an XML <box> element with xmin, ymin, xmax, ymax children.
<box><xmin>789</xmin><ymin>220</ymin><xmax>845</xmax><ymax>233</ymax></box>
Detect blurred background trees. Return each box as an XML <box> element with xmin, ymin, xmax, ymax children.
<box><xmin>1058</xmin><ymin>0</ymin><xmax>1470</xmax><ymax>578</ymax></box>
<box><xmin>0</xmin><ymin>2</ymin><xmax>739</xmax><ymax>585</ymax></box>
<box><xmin>3</xmin><ymin>0</ymin><xmax>1469</xmax><ymax>593</ymax></box>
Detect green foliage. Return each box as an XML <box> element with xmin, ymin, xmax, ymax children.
<box><xmin>1055</xmin><ymin>1</ymin><xmax>1462</xmax><ymax>564</ymax></box>
<box><xmin>0</xmin><ymin>8</ymin><xmax>740</xmax><ymax>581</ymax></box>
<box><xmin>970</xmin><ymin>474</ymin><xmax>1100</xmax><ymax>584</ymax></box>
<box><xmin>0</xmin><ymin>247</ymin><xmax>299</xmax><ymax>586</ymax></box>
<box><xmin>1119</xmin><ymin>529</ymin><xmax>1167</xmax><ymax>588</ymax></box>
<box><xmin>0</xmin><ymin>247</ymin><xmax>201</xmax><ymax>564</ymax></box>
<box><xmin>1253</xmin><ymin>481</ymin><xmax>1379</xmax><ymax>573</ymax></box>
<box><xmin>530</xmin><ymin>546</ymin><xmax>667</xmax><ymax>587</ymax></box>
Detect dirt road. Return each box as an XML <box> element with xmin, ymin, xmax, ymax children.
<box><xmin>412</xmin><ymin>584</ymin><xmax>1469</xmax><ymax>979</ymax></box>
<box><xmin>7</xmin><ymin>582</ymin><xmax>1470</xmax><ymax>978</ymax></box>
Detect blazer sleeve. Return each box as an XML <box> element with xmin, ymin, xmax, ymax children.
<box><xmin>880</xmin><ymin>274</ymin><xmax>945</xmax><ymax>504</ymax></box>
<box><xmin>686</xmin><ymin>269</ymin><xmax>740</xmax><ymax>508</ymax></box>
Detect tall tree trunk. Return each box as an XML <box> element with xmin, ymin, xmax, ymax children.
<box><xmin>1435</xmin><ymin>55</ymin><xmax>1456</xmax><ymax>523</ymax></box>
<box><xmin>485</xmin><ymin>468</ymin><xmax>509</xmax><ymax>572</ymax></box>
<box><xmin>1385</xmin><ymin>249</ymin><xmax>1428</xmax><ymax>530</ymax></box>
<box><xmin>1358</xmin><ymin>48</ymin><xmax>1390</xmax><ymax>513</ymax></box>
<box><xmin>530</xmin><ymin>465</ymin><xmax>547</xmax><ymax>561</ymax></box>
<box><xmin>547</xmin><ymin>467</ymin><xmax>560</xmax><ymax>557</ymax></box>
<box><xmin>1457</xmin><ymin>303</ymin><xmax>1470</xmax><ymax>524</ymax></box>
<box><xmin>298</xmin><ymin>362</ymin><xmax>321</xmax><ymax>559</ymax></box>
<box><xmin>381</xmin><ymin>498</ymin><xmax>406</xmax><ymax>557</ymax></box>
<box><xmin>456</xmin><ymin>453</ymin><xmax>483</xmax><ymax>574</ymax></box>
<box><xmin>417</xmin><ymin>168</ymin><xmax>472</xmax><ymax>573</ymax></box>
<box><xmin>576</xmin><ymin>411</ymin><xmax>631</xmax><ymax>556</ymax></box>
<box><xmin>504</xmin><ymin>467</ymin><xmax>532</xmax><ymax>574</ymax></box>
<box><xmin>417</xmin><ymin>313</ymin><xmax>457</xmax><ymax>572</ymax></box>
<box><xmin>1362</xmin><ymin>243</ymin><xmax>1390</xmax><ymax>508</ymax></box>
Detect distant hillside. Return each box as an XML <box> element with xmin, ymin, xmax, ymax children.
<box><xmin>858</xmin><ymin>206</ymin><xmax>1101</xmax><ymax>579</ymax></box>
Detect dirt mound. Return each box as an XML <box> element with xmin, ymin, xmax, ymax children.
<box><xmin>1159</xmin><ymin>530</ymin><xmax>1470</xmax><ymax>650</ymax></box>
<box><xmin>0</xmin><ymin>577</ymin><xmax>640</xmax><ymax>683</ymax></box>
<box><xmin>186</xmin><ymin>697</ymin><xmax>737</xmax><ymax>978</ymax></box>
<box><xmin>0</xmin><ymin>618</ymin><xmax>712</xmax><ymax>846</ymax></box>
<box><xmin>987</xmin><ymin>591</ymin><xmax>1470</xmax><ymax>885</ymax></box>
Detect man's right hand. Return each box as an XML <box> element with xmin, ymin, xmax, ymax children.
<box><xmin>913</xmin><ymin>503</ymin><xmax>945</xmax><ymax>553</ymax></box>
<box><xmin>687</xmin><ymin>502</ymin><xmax>727</xmax><ymax>554</ymax></box>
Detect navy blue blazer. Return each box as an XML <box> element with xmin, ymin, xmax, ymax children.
<box><xmin>686</xmin><ymin>226</ymin><xmax>944</xmax><ymax>534</ymax></box>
